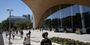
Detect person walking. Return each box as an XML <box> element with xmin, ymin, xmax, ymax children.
<box><xmin>12</xmin><ymin>31</ymin><xmax>15</xmax><ymax>40</ymax></box>
<box><xmin>20</xmin><ymin>30</ymin><xmax>23</xmax><ymax>38</ymax></box>
<box><xmin>16</xmin><ymin>30</ymin><xmax>18</xmax><ymax>35</ymax></box>
<box><xmin>28</xmin><ymin>30</ymin><xmax>31</xmax><ymax>37</ymax></box>
<box><xmin>23</xmin><ymin>33</ymin><xmax>30</xmax><ymax>45</ymax></box>
<box><xmin>41</xmin><ymin>32</ymin><xmax>52</xmax><ymax>45</ymax></box>
<box><xmin>5</xmin><ymin>30</ymin><xmax>9</xmax><ymax>38</ymax></box>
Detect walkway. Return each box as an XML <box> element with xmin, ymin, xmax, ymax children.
<box><xmin>3</xmin><ymin>30</ymin><xmax>59</xmax><ymax>45</ymax></box>
<box><xmin>2</xmin><ymin>30</ymin><xmax>90</xmax><ymax>45</ymax></box>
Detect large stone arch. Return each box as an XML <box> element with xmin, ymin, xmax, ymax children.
<box><xmin>22</xmin><ymin>0</ymin><xmax>90</xmax><ymax>29</ymax></box>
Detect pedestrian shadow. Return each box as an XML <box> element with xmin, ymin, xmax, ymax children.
<box><xmin>31</xmin><ymin>37</ymin><xmax>37</xmax><ymax>38</ymax></box>
<box><xmin>0</xmin><ymin>34</ymin><xmax>4</xmax><ymax>45</ymax></box>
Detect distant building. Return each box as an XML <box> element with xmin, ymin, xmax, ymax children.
<box><xmin>7</xmin><ymin>14</ymin><xmax>31</xmax><ymax>23</ymax></box>
<box><xmin>23</xmin><ymin>14</ymin><xmax>30</xmax><ymax>20</ymax></box>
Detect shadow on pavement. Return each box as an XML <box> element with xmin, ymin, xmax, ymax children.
<box><xmin>0</xmin><ymin>34</ymin><xmax>4</xmax><ymax>45</ymax></box>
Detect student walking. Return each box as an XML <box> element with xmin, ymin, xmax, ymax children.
<box><xmin>12</xmin><ymin>31</ymin><xmax>15</xmax><ymax>40</ymax></box>
<box><xmin>5</xmin><ymin>30</ymin><xmax>9</xmax><ymax>38</ymax></box>
<box><xmin>28</xmin><ymin>30</ymin><xmax>31</xmax><ymax>37</ymax></box>
<box><xmin>41</xmin><ymin>32</ymin><xmax>52</xmax><ymax>45</ymax></box>
<box><xmin>20</xmin><ymin>30</ymin><xmax>23</xmax><ymax>38</ymax></box>
<box><xmin>23</xmin><ymin>33</ymin><xmax>30</xmax><ymax>45</ymax></box>
<box><xmin>16</xmin><ymin>30</ymin><xmax>18</xmax><ymax>35</ymax></box>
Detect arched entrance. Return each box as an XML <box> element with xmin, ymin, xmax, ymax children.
<box><xmin>22</xmin><ymin>0</ymin><xmax>90</xmax><ymax>29</ymax></box>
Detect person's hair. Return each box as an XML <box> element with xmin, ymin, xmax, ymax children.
<box><xmin>42</xmin><ymin>32</ymin><xmax>48</xmax><ymax>38</ymax></box>
<box><xmin>26</xmin><ymin>33</ymin><xmax>28</xmax><ymax>36</ymax></box>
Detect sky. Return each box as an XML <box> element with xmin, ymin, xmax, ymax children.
<box><xmin>0</xmin><ymin>0</ymin><xmax>90</xmax><ymax>23</ymax></box>
<box><xmin>0</xmin><ymin>0</ymin><xmax>33</xmax><ymax>22</ymax></box>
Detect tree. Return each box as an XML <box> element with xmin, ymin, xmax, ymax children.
<box><xmin>1</xmin><ymin>20</ymin><xmax>9</xmax><ymax>30</ymax></box>
<box><xmin>26</xmin><ymin>21</ymin><xmax>33</xmax><ymax>29</ymax></box>
<box><xmin>14</xmin><ymin>20</ymin><xmax>32</xmax><ymax>30</ymax></box>
<box><xmin>0</xmin><ymin>23</ymin><xmax>2</xmax><ymax>29</ymax></box>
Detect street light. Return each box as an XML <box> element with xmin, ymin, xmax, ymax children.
<box><xmin>7</xmin><ymin>9</ymin><xmax>13</xmax><ymax>45</ymax></box>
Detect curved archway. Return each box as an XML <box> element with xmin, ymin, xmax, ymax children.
<box><xmin>22</xmin><ymin>0</ymin><xmax>90</xmax><ymax>29</ymax></box>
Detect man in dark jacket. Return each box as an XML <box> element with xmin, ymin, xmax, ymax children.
<box><xmin>41</xmin><ymin>32</ymin><xmax>52</xmax><ymax>45</ymax></box>
<box><xmin>28</xmin><ymin>31</ymin><xmax>31</xmax><ymax>36</ymax></box>
<box><xmin>20</xmin><ymin>31</ymin><xmax>23</xmax><ymax>38</ymax></box>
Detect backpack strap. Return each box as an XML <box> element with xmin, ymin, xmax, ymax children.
<box><xmin>24</xmin><ymin>37</ymin><xmax>26</xmax><ymax>41</ymax></box>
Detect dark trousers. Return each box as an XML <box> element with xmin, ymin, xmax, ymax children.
<box><xmin>25</xmin><ymin>44</ymin><xmax>30</xmax><ymax>45</ymax></box>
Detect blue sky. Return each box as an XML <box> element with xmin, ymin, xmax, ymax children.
<box><xmin>0</xmin><ymin>0</ymin><xmax>90</xmax><ymax>22</ymax></box>
<box><xmin>0</xmin><ymin>0</ymin><xmax>33</xmax><ymax>22</ymax></box>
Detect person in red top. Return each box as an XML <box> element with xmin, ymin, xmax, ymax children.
<box><xmin>41</xmin><ymin>32</ymin><xmax>52</xmax><ymax>45</ymax></box>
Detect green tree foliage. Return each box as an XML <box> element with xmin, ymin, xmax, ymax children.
<box><xmin>1</xmin><ymin>20</ymin><xmax>9</xmax><ymax>30</ymax></box>
<box><xmin>14</xmin><ymin>20</ymin><xmax>32</xmax><ymax>30</ymax></box>
<box><xmin>0</xmin><ymin>23</ymin><xmax>2</xmax><ymax>29</ymax></box>
<box><xmin>0</xmin><ymin>20</ymin><xmax>32</xmax><ymax>30</ymax></box>
<box><xmin>50</xmin><ymin>37</ymin><xmax>90</xmax><ymax>45</ymax></box>
<box><xmin>1</xmin><ymin>20</ymin><xmax>15</xmax><ymax>30</ymax></box>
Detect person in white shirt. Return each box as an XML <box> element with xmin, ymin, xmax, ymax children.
<box><xmin>12</xmin><ymin>31</ymin><xmax>16</xmax><ymax>40</ymax></box>
<box><xmin>5</xmin><ymin>30</ymin><xmax>9</xmax><ymax>38</ymax></box>
<box><xmin>23</xmin><ymin>33</ymin><xmax>30</xmax><ymax>45</ymax></box>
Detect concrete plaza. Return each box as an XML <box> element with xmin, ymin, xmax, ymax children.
<box><xmin>2</xmin><ymin>30</ymin><xmax>90</xmax><ymax>45</ymax></box>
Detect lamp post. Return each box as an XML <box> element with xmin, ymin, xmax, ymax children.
<box><xmin>7</xmin><ymin>9</ymin><xmax>13</xmax><ymax>45</ymax></box>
